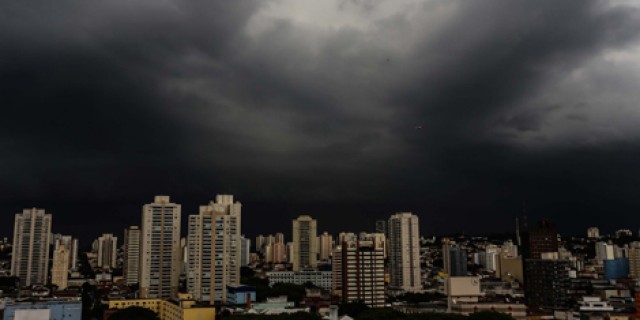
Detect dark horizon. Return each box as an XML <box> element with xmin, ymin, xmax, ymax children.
<box><xmin>2</xmin><ymin>0</ymin><xmax>640</xmax><ymax>244</ymax></box>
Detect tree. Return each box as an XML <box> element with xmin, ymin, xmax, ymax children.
<box><xmin>357</xmin><ymin>308</ymin><xmax>405</xmax><ymax>320</ymax></box>
<box><xmin>269</xmin><ymin>283</ymin><xmax>307</xmax><ymax>305</ymax></box>
<box><xmin>108</xmin><ymin>306</ymin><xmax>160</xmax><ymax>320</ymax></box>
<box><xmin>338</xmin><ymin>301</ymin><xmax>369</xmax><ymax>318</ymax></box>
<box><xmin>406</xmin><ymin>312</ymin><xmax>467</xmax><ymax>320</ymax></box>
<box><xmin>468</xmin><ymin>311</ymin><xmax>515</xmax><ymax>320</ymax></box>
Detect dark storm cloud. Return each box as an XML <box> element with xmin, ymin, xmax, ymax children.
<box><xmin>1</xmin><ymin>0</ymin><xmax>640</xmax><ymax>241</ymax></box>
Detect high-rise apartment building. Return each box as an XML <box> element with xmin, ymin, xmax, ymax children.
<box><xmin>629</xmin><ymin>242</ymin><xmax>640</xmax><ymax>279</ymax></box>
<box><xmin>265</xmin><ymin>233</ymin><xmax>287</xmax><ymax>264</ymax></box>
<box><xmin>187</xmin><ymin>195</ymin><xmax>241</xmax><ymax>304</ymax></box>
<box><xmin>123</xmin><ymin>226</ymin><xmax>141</xmax><ymax>285</ymax></box>
<box><xmin>53</xmin><ymin>234</ymin><xmax>79</xmax><ymax>271</ymax></box>
<box><xmin>388</xmin><ymin>212</ymin><xmax>422</xmax><ymax>292</ymax></box>
<box><xmin>286</xmin><ymin>242</ymin><xmax>294</xmax><ymax>264</ymax></box>
<box><xmin>11</xmin><ymin>208</ymin><xmax>52</xmax><ymax>286</ymax></box>
<box><xmin>140</xmin><ymin>196</ymin><xmax>181</xmax><ymax>299</ymax></box>
<box><xmin>256</xmin><ymin>235</ymin><xmax>266</xmax><ymax>254</ymax></box>
<box><xmin>525</xmin><ymin>256</ymin><xmax>571</xmax><ymax>308</ymax></box>
<box><xmin>292</xmin><ymin>215</ymin><xmax>318</xmax><ymax>271</ymax></box>
<box><xmin>595</xmin><ymin>241</ymin><xmax>616</xmax><ymax>262</ymax></box>
<box><xmin>484</xmin><ymin>245</ymin><xmax>500</xmax><ymax>273</ymax></box>
<box><xmin>443</xmin><ymin>242</ymin><xmax>467</xmax><ymax>277</ymax></box>
<box><xmin>528</xmin><ymin>220</ymin><xmax>559</xmax><ymax>259</ymax></box>
<box><xmin>241</xmin><ymin>235</ymin><xmax>251</xmax><ymax>267</ymax></box>
<box><xmin>51</xmin><ymin>245</ymin><xmax>69</xmax><ymax>290</ymax></box>
<box><xmin>97</xmin><ymin>233</ymin><xmax>118</xmax><ymax>270</ymax></box>
<box><xmin>318</xmin><ymin>232</ymin><xmax>333</xmax><ymax>261</ymax></box>
<box><xmin>332</xmin><ymin>233</ymin><xmax>385</xmax><ymax>308</ymax></box>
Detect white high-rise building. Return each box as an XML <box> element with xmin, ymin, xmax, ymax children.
<box><xmin>123</xmin><ymin>226</ymin><xmax>141</xmax><ymax>285</ymax></box>
<box><xmin>485</xmin><ymin>245</ymin><xmax>501</xmax><ymax>273</ymax></box>
<box><xmin>388</xmin><ymin>212</ymin><xmax>422</xmax><ymax>292</ymax></box>
<box><xmin>292</xmin><ymin>215</ymin><xmax>318</xmax><ymax>271</ymax></box>
<box><xmin>318</xmin><ymin>232</ymin><xmax>333</xmax><ymax>261</ymax></box>
<box><xmin>97</xmin><ymin>233</ymin><xmax>118</xmax><ymax>270</ymax></box>
<box><xmin>332</xmin><ymin>233</ymin><xmax>385</xmax><ymax>307</ymax></box>
<box><xmin>595</xmin><ymin>242</ymin><xmax>615</xmax><ymax>262</ymax></box>
<box><xmin>51</xmin><ymin>245</ymin><xmax>69</xmax><ymax>290</ymax></box>
<box><xmin>53</xmin><ymin>234</ymin><xmax>79</xmax><ymax>271</ymax></box>
<box><xmin>140</xmin><ymin>196</ymin><xmax>181</xmax><ymax>299</ymax></box>
<box><xmin>187</xmin><ymin>195</ymin><xmax>241</xmax><ymax>304</ymax></box>
<box><xmin>240</xmin><ymin>235</ymin><xmax>251</xmax><ymax>267</ymax></box>
<box><xmin>11</xmin><ymin>208</ymin><xmax>52</xmax><ymax>287</ymax></box>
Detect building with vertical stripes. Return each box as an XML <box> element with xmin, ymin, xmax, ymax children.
<box><xmin>187</xmin><ymin>194</ymin><xmax>241</xmax><ymax>304</ymax></box>
<box><xmin>388</xmin><ymin>212</ymin><xmax>422</xmax><ymax>292</ymax></box>
<box><xmin>332</xmin><ymin>233</ymin><xmax>385</xmax><ymax>307</ymax></box>
<box><xmin>11</xmin><ymin>208</ymin><xmax>52</xmax><ymax>287</ymax></box>
<box><xmin>124</xmin><ymin>226</ymin><xmax>141</xmax><ymax>285</ymax></box>
<box><xmin>292</xmin><ymin>215</ymin><xmax>317</xmax><ymax>271</ymax></box>
<box><xmin>140</xmin><ymin>196</ymin><xmax>181</xmax><ymax>299</ymax></box>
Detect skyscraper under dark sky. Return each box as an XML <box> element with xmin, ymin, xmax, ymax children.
<box><xmin>388</xmin><ymin>212</ymin><xmax>421</xmax><ymax>292</ymax></box>
<box><xmin>528</xmin><ymin>220</ymin><xmax>559</xmax><ymax>259</ymax></box>
<box><xmin>11</xmin><ymin>208</ymin><xmax>52</xmax><ymax>287</ymax></box>
<box><xmin>140</xmin><ymin>196</ymin><xmax>181</xmax><ymax>299</ymax></box>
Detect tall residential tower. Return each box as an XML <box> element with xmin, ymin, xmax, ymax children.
<box><xmin>187</xmin><ymin>195</ymin><xmax>242</xmax><ymax>303</ymax></box>
<box><xmin>11</xmin><ymin>208</ymin><xmax>52</xmax><ymax>287</ymax></box>
<box><xmin>140</xmin><ymin>196</ymin><xmax>181</xmax><ymax>299</ymax></box>
<box><xmin>388</xmin><ymin>212</ymin><xmax>422</xmax><ymax>292</ymax></box>
<box><xmin>292</xmin><ymin>215</ymin><xmax>318</xmax><ymax>271</ymax></box>
<box><xmin>97</xmin><ymin>233</ymin><xmax>118</xmax><ymax>271</ymax></box>
<box><xmin>123</xmin><ymin>226</ymin><xmax>141</xmax><ymax>285</ymax></box>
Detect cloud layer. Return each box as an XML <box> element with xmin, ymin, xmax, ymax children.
<box><xmin>2</xmin><ymin>0</ymin><xmax>640</xmax><ymax>240</ymax></box>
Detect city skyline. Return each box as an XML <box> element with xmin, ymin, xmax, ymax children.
<box><xmin>3</xmin><ymin>0</ymin><xmax>640</xmax><ymax>246</ymax></box>
<box><xmin>2</xmin><ymin>196</ymin><xmax>640</xmax><ymax>247</ymax></box>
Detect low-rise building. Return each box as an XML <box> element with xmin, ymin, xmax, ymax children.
<box><xmin>267</xmin><ymin>270</ymin><xmax>332</xmax><ymax>290</ymax></box>
<box><xmin>2</xmin><ymin>299</ymin><xmax>82</xmax><ymax>320</ymax></box>
<box><xmin>106</xmin><ymin>293</ymin><xmax>215</xmax><ymax>320</ymax></box>
<box><xmin>226</xmin><ymin>285</ymin><xmax>256</xmax><ymax>306</ymax></box>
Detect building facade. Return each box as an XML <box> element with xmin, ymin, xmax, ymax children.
<box><xmin>97</xmin><ymin>233</ymin><xmax>118</xmax><ymax>270</ymax></box>
<box><xmin>292</xmin><ymin>215</ymin><xmax>318</xmax><ymax>271</ymax></box>
<box><xmin>53</xmin><ymin>234</ymin><xmax>79</xmax><ymax>271</ymax></box>
<box><xmin>525</xmin><ymin>258</ymin><xmax>571</xmax><ymax>308</ymax></box>
<box><xmin>107</xmin><ymin>294</ymin><xmax>215</xmax><ymax>320</ymax></box>
<box><xmin>332</xmin><ymin>233</ymin><xmax>386</xmax><ymax>307</ymax></box>
<box><xmin>318</xmin><ymin>232</ymin><xmax>333</xmax><ymax>262</ymax></box>
<box><xmin>240</xmin><ymin>235</ymin><xmax>251</xmax><ymax>267</ymax></box>
<box><xmin>187</xmin><ymin>195</ymin><xmax>241</xmax><ymax>304</ymax></box>
<box><xmin>11</xmin><ymin>208</ymin><xmax>52</xmax><ymax>287</ymax></box>
<box><xmin>124</xmin><ymin>226</ymin><xmax>141</xmax><ymax>285</ymax></box>
<box><xmin>52</xmin><ymin>245</ymin><xmax>70</xmax><ymax>290</ymax></box>
<box><xmin>140</xmin><ymin>196</ymin><xmax>182</xmax><ymax>299</ymax></box>
<box><xmin>528</xmin><ymin>220</ymin><xmax>559</xmax><ymax>259</ymax></box>
<box><xmin>388</xmin><ymin>212</ymin><xmax>422</xmax><ymax>292</ymax></box>
<box><xmin>629</xmin><ymin>242</ymin><xmax>640</xmax><ymax>279</ymax></box>
<box><xmin>2</xmin><ymin>299</ymin><xmax>82</xmax><ymax>320</ymax></box>
<box><xmin>267</xmin><ymin>270</ymin><xmax>333</xmax><ymax>290</ymax></box>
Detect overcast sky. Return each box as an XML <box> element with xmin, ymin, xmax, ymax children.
<box><xmin>2</xmin><ymin>0</ymin><xmax>640</xmax><ymax>243</ymax></box>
